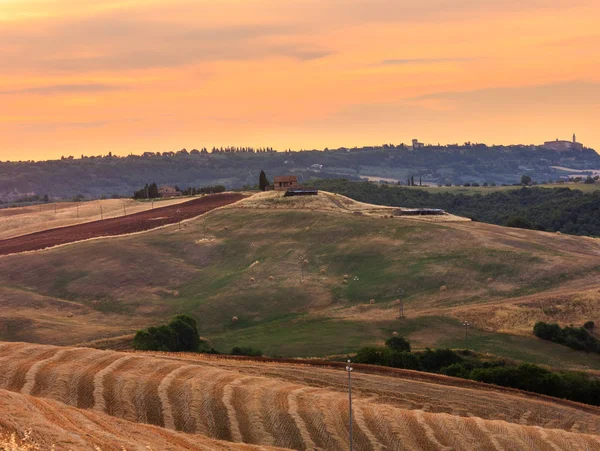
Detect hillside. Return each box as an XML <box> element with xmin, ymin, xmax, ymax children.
<box><xmin>1</xmin><ymin>341</ymin><xmax>599</xmax><ymax>450</ymax></box>
<box><xmin>1</xmin><ymin>144</ymin><xmax>599</xmax><ymax>202</ymax></box>
<box><xmin>1</xmin><ymin>191</ymin><xmax>599</xmax><ymax>371</ymax></box>
<box><xmin>309</xmin><ymin>179</ymin><xmax>600</xmax><ymax>237</ymax></box>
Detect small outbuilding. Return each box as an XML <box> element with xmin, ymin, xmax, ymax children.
<box><xmin>273</xmin><ymin>175</ymin><xmax>299</xmax><ymax>191</ymax></box>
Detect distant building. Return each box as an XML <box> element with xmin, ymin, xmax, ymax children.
<box><xmin>158</xmin><ymin>186</ymin><xmax>182</xmax><ymax>197</ymax></box>
<box><xmin>412</xmin><ymin>139</ymin><xmax>424</xmax><ymax>149</ymax></box>
<box><xmin>273</xmin><ymin>175</ymin><xmax>299</xmax><ymax>191</ymax></box>
<box><xmin>543</xmin><ymin>134</ymin><xmax>584</xmax><ymax>152</ymax></box>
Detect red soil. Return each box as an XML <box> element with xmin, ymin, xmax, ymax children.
<box><xmin>0</xmin><ymin>193</ymin><xmax>245</xmax><ymax>256</ymax></box>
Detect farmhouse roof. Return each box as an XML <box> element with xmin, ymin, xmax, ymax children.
<box><xmin>274</xmin><ymin>175</ymin><xmax>298</xmax><ymax>183</ymax></box>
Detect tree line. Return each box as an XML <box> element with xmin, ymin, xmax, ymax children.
<box><xmin>353</xmin><ymin>336</ymin><xmax>600</xmax><ymax>406</ymax></box>
<box><xmin>308</xmin><ymin>179</ymin><xmax>600</xmax><ymax>237</ymax></box>
<box><xmin>534</xmin><ymin>321</ymin><xmax>598</xmax><ymax>353</ymax></box>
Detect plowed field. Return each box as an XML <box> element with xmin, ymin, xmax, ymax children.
<box><xmin>0</xmin><ymin>193</ymin><xmax>245</xmax><ymax>256</ymax></box>
<box><xmin>1</xmin><ymin>342</ymin><xmax>599</xmax><ymax>450</ymax></box>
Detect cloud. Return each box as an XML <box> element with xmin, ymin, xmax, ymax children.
<box><xmin>379</xmin><ymin>57</ymin><xmax>474</xmax><ymax>66</ymax></box>
<box><xmin>0</xmin><ymin>83</ymin><xmax>128</xmax><ymax>95</ymax></box>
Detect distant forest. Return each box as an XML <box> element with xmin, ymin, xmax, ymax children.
<box><xmin>1</xmin><ymin>143</ymin><xmax>599</xmax><ymax>202</ymax></box>
<box><xmin>309</xmin><ymin>179</ymin><xmax>600</xmax><ymax>237</ymax></box>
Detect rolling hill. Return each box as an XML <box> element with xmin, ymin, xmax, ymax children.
<box><xmin>0</xmin><ymin>191</ymin><xmax>599</xmax><ymax>371</ymax></box>
<box><xmin>1</xmin><ymin>341</ymin><xmax>599</xmax><ymax>450</ymax></box>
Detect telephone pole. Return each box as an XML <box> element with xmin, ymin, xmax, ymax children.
<box><xmin>463</xmin><ymin>321</ymin><xmax>471</xmax><ymax>351</ymax></box>
<box><xmin>397</xmin><ymin>288</ymin><xmax>405</xmax><ymax>319</ymax></box>
<box><xmin>346</xmin><ymin>359</ymin><xmax>354</xmax><ymax>451</ymax></box>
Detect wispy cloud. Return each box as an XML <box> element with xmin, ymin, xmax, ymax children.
<box><xmin>0</xmin><ymin>83</ymin><xmax>128</xmax><ymax>95</ymax></box>
<box><xmin>379</xmin><ymin>57</ymin><xmax>474</xmax><ymax>66</ymax></box>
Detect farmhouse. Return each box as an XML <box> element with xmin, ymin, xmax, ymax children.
<box><xmin>273</xmin><ymin>175</ymin><xmax>299</xmax><ymax>191</ymax></box>
<box><xmin>158</xmin><ymin>186</ymin><xmax>182</xmax><ymax>197</ymax></box>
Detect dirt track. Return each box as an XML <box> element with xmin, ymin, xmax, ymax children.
<box><xmin>0</xmin><ymin>193</ymin><xmax>245</xmax><ymax>256</ymax></box>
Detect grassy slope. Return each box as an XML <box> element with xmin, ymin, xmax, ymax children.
<box><xmin>0</xmin><ymin>193</ymin><xmax>599</xmax><ymax>370</ymax></box>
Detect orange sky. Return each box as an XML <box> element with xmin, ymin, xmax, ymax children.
<box><xmin>1</xmin><ymin>0</ymin><xmax>599</xmax><ymax>160</ymax></box>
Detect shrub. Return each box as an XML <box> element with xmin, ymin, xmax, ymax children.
<box><xmin>440</xmin><ymin>363</ymin><xmax>471</xmax><ymax>379</ymax></box>
<box><xmin>230</xmin><ymin>347</ymin><xmax>262</xmax><ymax>357</ymax></box>
<box><xmin>584</xmin><ymin>321</ymin><xmax>595</xmax><ymax>330</ymax></box>
<box><xmin>133</xmin><ymin>314</ymin><xmax>201</xmax><ymax>352</ymax></box>
<box><xmin>419</xmin><ymin>348</ymin><xmax>463</xmax><ymax>372</ymax></box>
<box><xmin>533</xmin><ymin>322</ymin><xmax>600</xmax><ymax>354</ymax></box>
<box><xmin>385</xmin><ymin>336</ymin><xmax>411</xmax><ymax>353</ymax></box>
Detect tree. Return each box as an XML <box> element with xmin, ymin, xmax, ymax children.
<box><xmin>148</xmin><ymin>182</ymin><xmax>160</xmax><ymax>198</ymax></box>
<box><xmin>133</xmin><ymin>314</ymin><xmax>201</xmax><ymax>352</ymax></box>
<box><xmin>43</xmin><ymin>194</ymin><xmax>49</xmax><ymax>203</ymax></box>
<box><xmin>521</xmin><ymin>175</ymin><xmax>532</xmax><ymax>186</ymax></box>
<box><xmin>259</xmin><ymin>170</ymin><xmax>270</xmax><ymax>191</ymax></box>
<box><xmin>385</xmin><ymin>336</ymin><xmax>411</xmax><ymax>353</ymax></box>
<box><xmin>505</xmin><ymin>216</ymin><xmax>533</xmax><ymax>229</ymax></box>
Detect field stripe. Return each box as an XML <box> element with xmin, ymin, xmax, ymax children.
<box><xmin>287</xmin><ymin>387</ymin><xmax>317</xmax><ymax>450</ymax></box>
<box><xmin>158</xmin><ymin>364</ymin><xmax>198</xmax><ymax>430</ymax></box>
<box><xmin>222</xmin><ymin>376</ymin><xmax>252</xmax><ymax>443</ymax></box>
<box><xmin>21</xmin><ymin>349</ymin><xmax>70</xmax><ymax>395</ymax></box>
<box><xmin>92</xmin><ymin>355</ymin><xmax>136</xmax><ymax>412</ymax></box>
<box><xmin>352</xmin><ymin>403</ymin><xmax>383</xmax><ymax>450</ymax></box>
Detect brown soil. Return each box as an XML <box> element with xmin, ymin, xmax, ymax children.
<box><xmin>0</xmin><ymin>193</ymin><xmax>245</xmax><ymax>256</ymax></box>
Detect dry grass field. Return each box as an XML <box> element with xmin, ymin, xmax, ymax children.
<box><xmin>0</xmin><ymin>342</ymin><xmax>599</xmax><ymax>450</ymax></box>
<box><xmin>0</xmin><ymin>390</ymin><xmax>279</xmax><ymax>451</ymax></box>
<box><xmin>0</xmin><ymin>197</ymin><xmax>191</xmax><ymax>241</ymax></box>
<box><xmin>0</xmin><ymin>191</ymin><xmax>599</xmax><ymax>369</ymax></box>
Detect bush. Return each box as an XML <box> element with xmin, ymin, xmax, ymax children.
<box><xmin>231</xmin><ymin>347</ymin><xmax>262</xmax><ymax>357</ymax></box>
<box><xmin>533</xmin><ymin>321</ymin><xmax>600</xmax><ymax>354</ymax></box>
<box><xmin>133</xmin><ymin>314</ymin><xmax>201</xmax><ymax>352</ymax></box>
<box><xmin>440</xmin><ymin>363</ymin><xmax>470</xmax><ymax>379</ymax></box>
<box><xmin>419</xmin><ymin>348</ymin><xmax>463</xmax><ymax>372</ymax></box>
<box><xmin>584</xmin><ymin>321</ymin><xmax>595</xmax><ymax>330</ymax></box>
<box><xmin>385</xmin><ymin>336</ymin><xmax>411</xmax><ymax>353</ymax></box>
<box><xmin>505</xmin><ymin>216</ymin><xmax>533</xmax><ymax>229</ymax></box>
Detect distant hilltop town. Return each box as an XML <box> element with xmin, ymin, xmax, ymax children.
<box><xmin>543</xmin><ymin>134</ymin><xmax>584</xmax><ymax>152</ymax></box>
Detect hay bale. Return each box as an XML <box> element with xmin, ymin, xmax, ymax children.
<box><xmin>486</xmin><ymin>278</ymin><xmax>493</xmax><ymax>283</ymax></box>
<box><xmin>342</xmin><ymin>280</ymin><xmax>348</xmax><ymax>285</ymax></box>
<box><xmin>391</xmin><ymin>331</ymin><xmax>399</xmax><ymax>337</ymax></box>
<box><xmin>556</xmin><ymin>231</ymin><xmax>562</xmax><ymax>235</ymax></box>
<box><xmin>249</xmin><ymin>277</ymin><xmax>256</xmax><ymax>283</ymax></box>
<box><xmin>369</xmin><ymin>299</ymin><xmax>375</xmax><ymax>305</ymax></box>
<box><xmin>67</xmin><ymin>312</ymin><xmax>73</xmax><ymax>318</ymax></box>
<box><xmin>440</xmin><ymin>285</ymin><xmax>448</xmax><ymax>292</ymax></box>
<box><xmin>320</xmin><ymin>268</ymin><xmax>327</xmax><ymax>274</ymax></box>
<box><xmin>343</xmin><ymin>274</ymin><xmax>349</xmax><ymax>280</ymax></box>
<box><xmin>224</xmin><ymin>226</ymin><xmax>229</xmax><ymax>231</ymax></box>
<box><xmin>268</xmin><ymin>276</ymin><xmax>275</xmax><ymax>281</ymax></box>
<box><xmin>231</xmin><ymin>316</ymin><xmax>239</xmax><ymax>323</ymax></box>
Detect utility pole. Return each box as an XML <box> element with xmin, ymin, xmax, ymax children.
<box><xmin>123</xmin><ymin>201</ymin><xmax>126</xmax><ymax>216</ymax></box>
<box><xmin>397</xmin><ymin>288</ymin><xmax>405</xmax><ymax>319</ymax></box>
<box><xmin>463</xmin><ymin>321</ymin><xmax>471</xmax><ymax>351</ymax></box>
<box><xmin>346</xmin><ymin>359</ymin><xmax>354</xmax><ymax>451</ymax></box>
<box><xmin>299</xmin><ymin>255</ymin><xmax>308</xmax><ymax>281</ymax></box>
<box><xmin>100</xmin><ymin>202</ymin><xmax>103</xmax><ymax>220</ymax></box>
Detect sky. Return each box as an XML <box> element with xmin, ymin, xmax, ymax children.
<box><xmin>1</xmin><ymin>0</ymin><xmax>599</xmax><ymax>161</ymax></box>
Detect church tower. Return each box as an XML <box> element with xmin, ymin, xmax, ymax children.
<box><xmin>573</xmin><ymin>133</ymin><xmax>577</xmax><ymax>143</ymax></box>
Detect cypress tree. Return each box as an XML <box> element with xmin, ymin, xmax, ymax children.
<box><xmin>259</xmin><ymin>170</ymin><xmax>270</xmax><ymax>191</ymax></box>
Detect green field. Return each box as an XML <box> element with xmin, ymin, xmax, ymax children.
<box><xmin>1</xmin><ymin>193</ymin><xmax>600</xmax><ymax>371</ymax></box>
